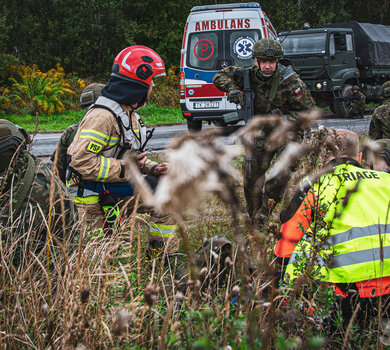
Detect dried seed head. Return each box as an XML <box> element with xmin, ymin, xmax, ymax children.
<box><xmin>144</xmin><ymin>283</ymin><xmax>159</xmax><ymax>306</ymax></box>
<box><xmin>224</xmin><ymin>256</ymin><xmax>233</xmax><ymax>267</ymax></box>
<box><xmin>210</xmin><ymin>250</ymin><xmax>219</xmax><ymax>261</ymax></box>
<box><xmin>80</xmin><ymin>289</ymin><xmax>90</xmax><ymax>304</ymax></box>
<box><xmin>41</xmin><ymin>303</ymin><xmax>48</xmax><ymax>316</ymax></box>
<box><xmin>186</xmin><ymin>279</ymin><xmax>195</xmax><ymax>288</ymax></box>
<box><xmin>294</xmin><ymin>336</ymin><xmax>303</xmax><ymax>347</ymax></box>
<box><xmin>200</xmin><ymin>267</ymin><xmax>208</xmax><ymax>277</ymax></box>
<box><xmin>175</xmin><ymin>291</ymin><xmax>185</xmax><ymax>302</ymax></box>
<box><xmin>112</xmin><ymin>309</ymin><xmax>130</xmax><ymax>336</ymax></box>
<box><xmin>293</xmin><ymin>274</ymin><xmax>305</xmax><ymax>295</ymax></box>
<box><xmin>75</xmin><ymin>345</ymin><xmax>87</xmax><ymax>350</ymax></box>
<box><xmin>231</xmin><ymin>285</ymin><xmax>240</xmax><ymax>295</ymax></box>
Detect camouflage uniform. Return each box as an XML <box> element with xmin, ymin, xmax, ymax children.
<box><xmin>345</xmin><ymin>88</ymin><xmax>366</xmax><ymax>119</ymax></box>
<box><xmin>213</xmin><ymin>54</ymin><xmax>314</xmax><ymax>219</ymax></box>
<box><xmin>0</xmin><ymin>120</ymin><xmax>78</xmax><ymax>253</ymax></box>
<box><xmin>369</xmin><ymin>92</ymin><xmax>390</xmax><ymax>140</ymax></box>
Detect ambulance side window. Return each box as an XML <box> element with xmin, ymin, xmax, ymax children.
<box><xmin>188</xmin><ymin>32</ymin><xmax>219</xmax><ymax>70</ymax></box>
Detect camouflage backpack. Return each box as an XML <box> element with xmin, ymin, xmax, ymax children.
<box><xmin>0</xmin><ymin>119</ymin><xmax>36</xmax><ymax>216</ymax></box>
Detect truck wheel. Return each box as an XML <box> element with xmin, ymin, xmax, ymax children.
<box><xmin>333</xmin><ymin>84</ymin><xmax>352</xmax><ymax>117</ymax></box>
<box><xmin>187</xmin><ymin>120</ymin><xmax>202</xmax><ymax>132</ymax></box>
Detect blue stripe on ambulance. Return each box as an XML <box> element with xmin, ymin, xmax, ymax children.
<box><xmin>182</xmin><ymin>67</ymin><xmax>219</xmax><ymax>84</ymax></box>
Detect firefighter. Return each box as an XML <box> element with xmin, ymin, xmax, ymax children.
<box><xmin>66</xmin><ymin>46</ymin><xmax>179</xmax><ymax>256</ymax></box>
<box><xmin>344</xmin><ymin>85</ymin><xmax>366</xmax><ymax>119</ymax></box>
<box><xmin>0</xmin><ymin>119</ymin><xmax>78</xmax><ymax>253</ymax></box>
<box><xmin>213</xmin><ymin>38</ymin><xmax>315</xmax><ymax>222</ymax></box>
<box><xmin>275</xmin><ymin>129</ymin><xmax>390</xmax><ymax>326</ymax></box>
<box><xmin>369</xmin><ymin>81</ymin><xmax>390</xmax><ymax>139</ymax></box>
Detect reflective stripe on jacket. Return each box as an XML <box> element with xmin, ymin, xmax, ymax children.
<box><xmin>284</xmin><ymin>159</ymin><xmax>390</xmax><ymax>286</ymax></box>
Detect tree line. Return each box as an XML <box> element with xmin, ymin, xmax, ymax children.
<box><xmin>1</xmin><ymin>0</ymin><xmax>388</xmax><ymax>77</ymax></box>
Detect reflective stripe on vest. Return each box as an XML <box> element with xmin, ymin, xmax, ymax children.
<box><xmin>285</xmin><ymin>163</ymin><xmax>390</xmax><ymax>284</ymax></box>
<box><xmin>73</xmin><ymin>195</ymin><xmax>100</xmax><ymax>205</ymax></box>
<box><xmin>148</xmin><ymin>223</ymin><xmax>180</xmax><ymax>238</ymax></box>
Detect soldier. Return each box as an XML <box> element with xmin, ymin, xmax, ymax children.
<box><xmin>369</xmin><ymin>81</ymin><xmax>390</xmax><ymax>139</ymax></box>
<box><xmin>345</xmin><ymin>85</ymin><xmax>366</xmax><ymax>119</ymax></box>
<box><xmin>66</xmin><ymin>46</ymin><xmax>179</xmax><ymax>257</ymax></box>
<box><xmin>213</xmin><ymin>38</ymin><xmax>315</xmax><ymax>221</ymax></box>
<box><xmin>0</xmin><ymin>119</ymin><xmax>78</xmax><ymax>253</ymax></box>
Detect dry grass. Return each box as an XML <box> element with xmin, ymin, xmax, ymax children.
<box><xmin>0</xmin><ymin>113</ymin><xmax>388</xmax><ymax>349</ymax></box>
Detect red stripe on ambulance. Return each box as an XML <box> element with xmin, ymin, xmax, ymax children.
<box><xmin>186</xmin><ymin>84</ymin><xmax>226</xmax><ymax>98</ymax></box>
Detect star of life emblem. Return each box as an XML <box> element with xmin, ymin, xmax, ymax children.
<box><xmin>232</xmin><ymin>36</ymin><xmax>255</xmax><ymax>60</ymax></box>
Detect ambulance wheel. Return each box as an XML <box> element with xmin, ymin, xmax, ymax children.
<box><xmin>187</xmin><ymin>120</ymin><xmax>202</xmax><ymax>132</ymax></box>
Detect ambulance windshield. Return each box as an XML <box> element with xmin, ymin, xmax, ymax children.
<box><xmin>280</xmin><ymin>33</ymin><xmax>327</xmax><ymax>56</ymax></box>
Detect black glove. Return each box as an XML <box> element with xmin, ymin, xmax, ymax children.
<box><xmin>228</xmin><ymin>90</ymin><xmax>243</xmax><ymax>105</ymax></box>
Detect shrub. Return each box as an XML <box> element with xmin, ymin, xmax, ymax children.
<box><xmin>0</xmin><ymin>53</ymin><xmax>22</xmax><ymax>87</ymax></box>
<box><xmin>149</xmin><ymin>65</ymin><xmax>180</xmax><ymax>107</ymax></box>
<box><xmin>0</xmin><ymin>63</ymin><xmax>85</xmax><ymax>115</ymax></box>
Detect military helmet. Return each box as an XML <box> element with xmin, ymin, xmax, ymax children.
<box><xmin>0</xmin><ymin>119</ymin><xmax>29</xmax><ymax>172</ymax></box>
<box><xmin>352</xmin><ymin>85</ymin><xmax>359</xmax><ymax>91</ymax></box>
<box><xmin>252</xmin><ymin>38</ymin><xmax>283</xmax><ymax>60</ymax></box>
<box><xmin>80</xmin><ymin>83</ymin><xmax>105</xmax><ymax>108</ymax></box>
<box><xmin>381</xmin><ymin>81</ymin><xmax>390</xmax><ymax>98</ymax></box>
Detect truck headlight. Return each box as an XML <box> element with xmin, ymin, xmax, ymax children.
<box><xmin>316</xmin><ymin>83</ymin><xmax>322</xmax><ymax>89</ymax></box>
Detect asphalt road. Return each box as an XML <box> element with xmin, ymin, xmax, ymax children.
<box><xmin>30</xmin><ymin>115</ymin><xmax>372</xmax><ymax>157</ymax></box>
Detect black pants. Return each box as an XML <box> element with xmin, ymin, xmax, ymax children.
<box><xmin>337</xmin><ymin>289</ymin><xmax>390</xmax><ymax>329</ymax></box>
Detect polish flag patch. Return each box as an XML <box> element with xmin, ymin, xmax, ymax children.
<box><xmin>295</xmin><ymin>87</ymin><xmax>302</xmax><ymax>95</ymax></box>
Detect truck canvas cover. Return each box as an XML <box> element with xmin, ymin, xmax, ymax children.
<box><xmin>323</xmin><ymin>22</ymin><xmax>390</xmax><ymax>67</ymax></box>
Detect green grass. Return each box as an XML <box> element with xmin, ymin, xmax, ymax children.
<box><xmin>0</xmin><ymin>104</ymin><xmax>184</xmax><ymax>132</ymax></box>
<box><xmin>138</xmin><ymin>104</ymin><xmax>184</xmax><ymax>126</ymax></box>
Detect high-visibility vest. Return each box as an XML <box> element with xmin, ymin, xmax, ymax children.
<box><xmin>286</xmin><ymin>162</ymin><xmax>390</xmax><ymax>284</ymax></box>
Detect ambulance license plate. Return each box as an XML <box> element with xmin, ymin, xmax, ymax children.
<box><xmin>193</xmin><ymin>101</ymin><xmax>219</xmax><ymax>109</ymax></box>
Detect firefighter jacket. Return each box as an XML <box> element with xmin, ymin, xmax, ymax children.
<box><xmin>277</xmin><ymin>158</ymin><xmax>390</xmax><ymax>297</ymax></box>
<box><xmin>67</xmin><ymin>96</ymin><xmax>158</xmax><ymax>201</ymax></box>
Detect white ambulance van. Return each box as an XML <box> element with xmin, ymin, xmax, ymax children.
<box><xmin>180</xmin><ymin>2</ymin><xmax>278</xmax><ymax>131</ymax></box>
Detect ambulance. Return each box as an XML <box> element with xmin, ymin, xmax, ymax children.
<box><xmin>180</xmin><ymin>2</ymin><xmax>278</xmax><ymax>131</ymax></box>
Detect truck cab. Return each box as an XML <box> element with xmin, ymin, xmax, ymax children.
<box><xmin>279</xmin><ymin>28</ymin><xmax>359</xmax><ymax>115</ymax></box>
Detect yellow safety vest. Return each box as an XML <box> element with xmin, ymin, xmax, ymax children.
<box><xmin>286</xmin><ymin>162</ymin><xmax>390</xmax><ymax>284</ymax></box>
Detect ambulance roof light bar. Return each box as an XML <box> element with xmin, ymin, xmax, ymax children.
<box><xmin>191</xmin><ymin>3</ymin><xmax>261</xmax><ymax>13</ymax></box>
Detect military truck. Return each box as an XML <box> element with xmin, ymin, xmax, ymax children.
<box><xmin>278</xmin><ymin>22</ymin><xmax>390</xmax><ymax>116</ymax></box>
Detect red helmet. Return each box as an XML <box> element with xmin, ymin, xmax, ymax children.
<box><xmin>111</xmin><ymin>45</ymin><xmax>165</xmax><ymax>87</ymax></box>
